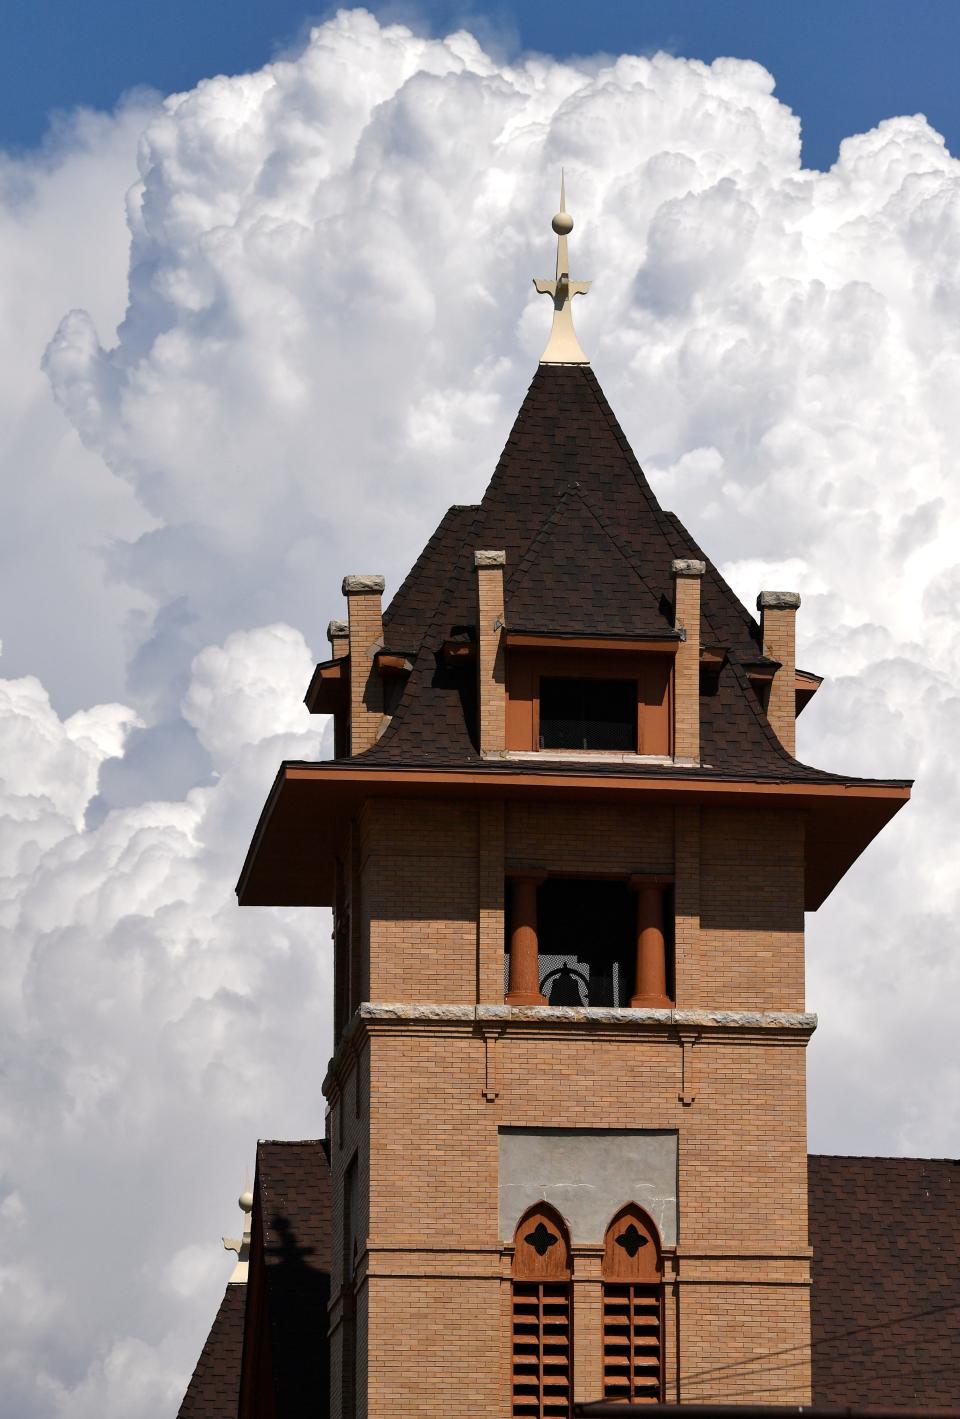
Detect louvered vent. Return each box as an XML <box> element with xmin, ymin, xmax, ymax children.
<box><xmin>602</xmin><ymin>1282</ymin><xmax>663</xmax><ymax>1402</ymax></box>
<box><xmin>512</xmin><ymin>1280</ymin><xmax>572</xmax><ymax>1419</ymax></box>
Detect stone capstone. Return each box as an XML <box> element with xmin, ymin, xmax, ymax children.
<box><xmin>757</xmin><ymin>590</ymin><xmax>801</xmax><ymax>610</ymax></box>
<box><xmin>342</xmin><ymin>574</ymin><xmax>385</xmax><ymax>594</ymax></box>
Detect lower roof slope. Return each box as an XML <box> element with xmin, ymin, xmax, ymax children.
<box><xmin>246</xmin><ymin>1138</ymin><xmax>332</xmax><ymax>1418</ymax></box>
<box><xmin>177</xmin><ymin>1283</ymin><xmax>246</xmax><ymax>1419</ymax></box>
<box><xmin>809</xmin><ymin>1154</ymin><xmax>960</xmax><ymax>1405</ymax></box>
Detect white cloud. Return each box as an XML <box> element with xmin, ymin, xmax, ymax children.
<box><xmin>2</xmin><ymin>7</ymin><xmax>960</xmax><ymax>1413</ymax></box>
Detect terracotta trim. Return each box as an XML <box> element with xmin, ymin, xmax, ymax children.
<box><xmin>506</xmin><ymin>632</ymin><xmax>679</xmax><ymax>652</ymax></box>
<box><xmin>282</xmin><ymin>762</ymin><xmax>911</xmax><ymax>802</ymax></box>
<box><xmin>374</xmin><ymin>651</ymin><xmax>413</xmax><ymax>675</ymax></box>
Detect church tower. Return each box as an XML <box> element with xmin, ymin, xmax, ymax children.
<box><xmin>238</xmin><ymin>190</ymin><xmax>909</xmax><ymax>1417</ymax></box>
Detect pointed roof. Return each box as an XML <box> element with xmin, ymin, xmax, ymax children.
<box><xmin>237</xmin><ymin>361</ymin><xmax>911</xmax><ymax>910</ymax></box>
<box><xmin>359</xmin><ymin>362</ymin><xmax>814</xmax><ymax>776</ymax></box>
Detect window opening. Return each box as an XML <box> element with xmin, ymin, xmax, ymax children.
<box><xmin>602</xmin><ymin>1206</ymin><xmax>664</xmax><ymax>1404</ymax></box>
<box><xmin>512</xmin><ymin>1206</ymin><xmax>573</xmax><ymax>1419</ymax></box>
<box><xmin>539</xmin><ymin>677</ymin><xmax>636</xmax><ymax>751</ymax></box>
<box><xmin>537</xmin><ymin>878</ymin><xmax>634</xmax><ymax>1007</ymax></box>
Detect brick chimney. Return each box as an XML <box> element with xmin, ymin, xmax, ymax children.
<box><xmin>757</xmin><ymin>590</ymin><xmax>800</xmax><ymax>755</ymax></box>
<box><xmin>327</xmin><ymin>618</ymin><xmax>349</xmax><ymax>660</ymax></box>
<box><xmin>474</xmin><ymin>550</ymin><xmax>506</xmax><ymax>754</ymax></box>
<box><xmin>342</xmin><ymin>574</ymin><xmax>385</xmax><ymax>754</ymax></box>
<box><xmin>672</xmin><ymin>559</ymin><xmax>705</xmax><ymax>763</ymax></box>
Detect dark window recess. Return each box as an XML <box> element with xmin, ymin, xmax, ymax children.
<box><xmin>382</xmin><ymin>675</ymin><xmax>405</xmax><ymax>717</ymax></box>
<box><xmin>539</xmin><ymin>677</ymin><xmax>636</xmax><ymax>751</ymax></box>
<box><xmin>538</xmin><ymin>879</ymin><xmax>635</xmax><ymax>1007</ymax></box>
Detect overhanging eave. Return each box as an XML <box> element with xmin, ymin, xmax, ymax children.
<box><xmin>237</xmin><ymin>762</ymin><xmax>910</xmax><ymax>911</ymax></box>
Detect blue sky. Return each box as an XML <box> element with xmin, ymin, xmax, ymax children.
<box><xmin>5</xmin><ymin>0</ymin><xmax>959</xmax><ymax>170</ymax></box>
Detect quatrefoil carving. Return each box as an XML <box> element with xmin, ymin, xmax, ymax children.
<box><xmin>525</xmin><ymin>1221</ymin><xmax>559</xmax><ymax>1256</ymax></box>
<box><xmin>615</xmin><ymin>1222</ymin><xmax>649</xmax><ymax>1258</ymax></box>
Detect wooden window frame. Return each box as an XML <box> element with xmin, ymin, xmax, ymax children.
<box><xmin>505</xmin><ymin>648</ymin><xmax>674</xmax><ymax>756</ymax></box>
<box><xmin>601</xmin><ymin>1205</ymin><xmax>665</xmax><ymax>1405</ymax></box>
<box><xmin>511</xmin><ymin>1204</ymin><xmax>573</xmax><ymax>1419</ymax></box>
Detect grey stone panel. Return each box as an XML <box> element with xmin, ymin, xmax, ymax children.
<box><xmin>499</xmin><ymin>1127</ymin><xmax>678</xmax><ymax>1246</ymax></box>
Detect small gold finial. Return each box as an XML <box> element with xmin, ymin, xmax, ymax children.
<box><xmin>533</xmin><ymin>173</ymin><xmax>591</xmax><ymax>364</ymax></box>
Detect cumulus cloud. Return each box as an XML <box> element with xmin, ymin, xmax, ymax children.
<box><xmin>0</xmin><ymin>633</ymin><xmax>326</xmax><ymax>1417</ymax></box>
<box><xmin>2</xmin><ymin>7</ymin><xmax>960</xmax><ymax>1413</ymax></box>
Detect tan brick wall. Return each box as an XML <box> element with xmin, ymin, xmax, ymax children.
<box><xmin>359</xmin><ymin>799</ymin><xmax>805</xmax><ymax>1013</ymax></box>
<box><xmin>328</xmin><ymin>790</ymin><xmax>812</xmax><ymax>1417</ymax></box>
<box><xmin>673</xmin><ymin>569</ymin><xmax>702</xmax><ymax>761</ymax></box>
<box><xmin>360</xmin><ymin>801</ymin><xmax>480</xmax><ymax>1004</ymax></box>
<box><xmin>329</xmin><ymin>1043</ymin><xmax>371</xmax><ymax>1419</ymax></box>
<box><xmin>690</xmin><ymin>807</ymin><xmax>805</xmax><ymax>1011</ymax></box>
<box><xmin>476</xmin><ymin>555</ymin><xmax>507</xmax><ymax>753</ymax></box>
<box><xmin>330</xmin><ymin>1017</ymin><xmax>813</xmax><ymax>1416</ymax></box>
<box><xmin>346</xmin><ymin>584</ymin><xmax>384</xmax><ymax>755</ymax></box>
<box><xmin>759</xmin><ymin>597</ymin><xmax>799</xmax><ymax>757</ymax></box>
<box><xmin>505</xmin><ymin>801</ymin><xmax>673</xmax><ymax>877</ymax></box>
<box><xmin>679</xmin><ymin>1284</ymin><xmax>811</xmax><ymax>1403</ymax></box>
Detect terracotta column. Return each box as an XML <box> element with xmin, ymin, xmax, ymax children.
<box><xmin>506</xmin><ymin>873</ymin><xmax>546</xmax><ymax>1005</ymax></box>
<box><xmin>630</xmin><ymin>877</ymin><xmax>672</xmax><ymax>1008</ymax></box>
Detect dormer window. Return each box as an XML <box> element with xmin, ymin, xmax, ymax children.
<box><xmin>504</xmin><ymin>634</ymin><xmax>677</xmax><ymax>756</ymax></box>
<box><xmin>539</xmin><ymin>676</ymin><xmax>636</xmax><ymax>751</ymax></box>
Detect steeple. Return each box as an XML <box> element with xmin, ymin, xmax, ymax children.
<box><xmin>533</xmin><ymin>174</ymin><xmax>591</xmax><ymax>364</ymax></box>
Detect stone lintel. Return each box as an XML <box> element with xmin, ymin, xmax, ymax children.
<box><xmin>671</xmin><ymin>559</ymin><xmax>706</xmax><ymax>578</ymax></box>
<box><xmin>757</xmin><ymin>590</ymin><xmax>801</xmax><ymax>611</ymax></box>
<box><xmin>474</xmin><ymin>549</ymin><xmax>507</xmax><ymax>568</ymax></box>
<box><xmin>342</xmin><ymin>574</ymin><xmax>385</xmax><ymax>595</ymax></box>
<box><xmin>356</xmin><ymin>1002</ymin><xmax>817</xmax><ymax>1032</ymax></box>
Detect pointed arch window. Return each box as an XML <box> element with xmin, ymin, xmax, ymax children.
<box><xmin>602</xmin><ymin>1205</ymin><xmax>664</xmax><ymax>1404</ymax></box>
<box><xmin>511</xmin><ymin>1205</ymin><xmax>573</xmax><ymax>1419</ymax></box>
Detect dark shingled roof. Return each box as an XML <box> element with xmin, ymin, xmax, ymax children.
<box><xmin>239</xmin><ymin>1139</ymin><xmax>332</xmax><ymax>1419</ymax></box>
<box><xmin>809</xmin><ymin>1154</ymin><xmax>960</xmax><ymax>1406</ymax></box>
<box><xmin>347</xmin><ymin>362</ymin><xmax>870</xmax><ymax>787</ymax></box>
<box><xmin>180</xmin><ymin>1149</ymin><xmax>960</xmax><ymax>1414</ymax></box>
<box><xmin>177</xmin><ymin>1282</ymin><xmax>246</xmax><ymax>1419</ymax></box>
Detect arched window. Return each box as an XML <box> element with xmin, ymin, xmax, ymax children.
<box><xmin>601</xmin><ymin>1205</ymin><xmax>664</xmax><ymax>1404</ymax></box>
<box><xmin>511</xmin><ymin>1205</ymin><xmax>573</xmax><ymax>1419</ymax></box>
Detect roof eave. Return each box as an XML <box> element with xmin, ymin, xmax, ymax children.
<box><xmin>236</xmin><ymin>761</ymin><xmax>911</xmax><ymax>912</ymax></box>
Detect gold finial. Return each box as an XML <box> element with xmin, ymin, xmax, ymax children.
<box><xmin>533</xmin><ymin>172</ymin><xmax>591</xmax><ymax>364</ymax></box>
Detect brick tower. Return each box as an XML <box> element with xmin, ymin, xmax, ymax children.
<box><xmin>238</xmin><ymin>190</ymin><xmax>909</xmax><ymax>1417</ymax></box>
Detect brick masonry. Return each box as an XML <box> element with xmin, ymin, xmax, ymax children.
<box><xmin>325</xmin><ymin>796</ymin><xmax>814</xmax><ymax>1416</ymax></box>
<box><xmin>344</xmin><ymin>578</ymin><xmax>385</xmax><ymax>755</ymax></box>
<box><xmin>672</xmin><ymin>561</ymin><xmax>704</xmax><ymax>762</ymax></box>
<box><xmin>758</xmin><ymin>592</ymin><xmax>800</xmax><ymax>756</ymax></box>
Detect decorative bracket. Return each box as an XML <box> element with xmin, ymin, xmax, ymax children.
<box><xmin>678</xmin><ymin>1029</ymin><xmax>701</xmax><ymax>1106</ymax></box>
<box><xmin>481</xmin><ymin>1024</ymin><xmax>505</xmax><ymax>1101</ymax></box>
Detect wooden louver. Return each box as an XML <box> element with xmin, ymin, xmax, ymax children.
<box><xmin>512</xmin><ymin>1206</ymin><xmax>573</xmax><ymax>1419</ymax></box>
<box><xmin>602</xmin><ymin>1206</ymin><xmax>664</xmax><ymax>1404</ymax></box>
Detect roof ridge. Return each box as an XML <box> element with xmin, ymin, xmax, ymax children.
<box><xmin>581</xmin><ymin>366</ymin><xmax>664</xmax><ymax>515</ymax></box>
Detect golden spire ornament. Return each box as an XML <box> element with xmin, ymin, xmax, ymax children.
<box><xmin>533</xmin><ymin>174</ymin><xmax>591</xmax><ymax>364</ymax></box>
